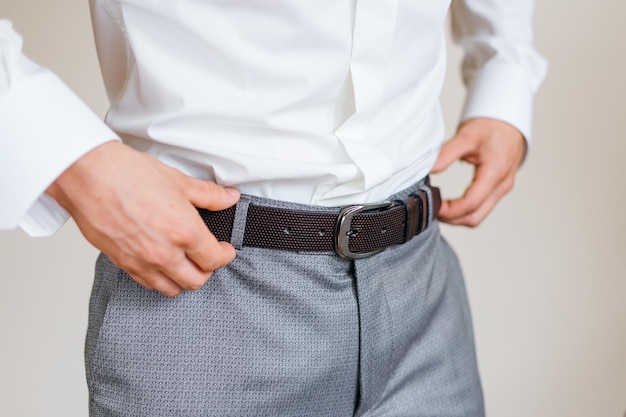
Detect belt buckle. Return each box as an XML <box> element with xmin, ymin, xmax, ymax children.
<box><xmin>334</xmin><ymin>201</ymin><xmax>394</xmax><ymax>260</ymax></box>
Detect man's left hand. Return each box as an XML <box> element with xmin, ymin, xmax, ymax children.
<box><xmin>431</xmin><ymin>118</ymin><xmax>526</xmax><ymax>227</ymax></box>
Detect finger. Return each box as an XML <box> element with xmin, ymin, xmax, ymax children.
<box><xmin>134</xmin><ymin>230</ymin><xmax>214</xmax><ymax>292</ymax></box>
<box><xmin>184</xmin><ymin>178</ymin><xmax>240</xmax><ymax>211</ymax></box>
<box><xmin>185</xmin><ymin>230</ymin><xmax>237</xmax><ymax>273</ymax></box>
<box><xmin>170</xmin><ymin>206</ymin><xmax>237</xmax><ymax>272</ymax></box>
<box><xmin>440</xmin><ymin>177</ymin><xmax>512</xmax><ymax>227</ymax></box>
<box><xmin>438</xmin><ymin>163</ymin><xmax>502</xmax><ymax>221</ymax></box>
<box><xmin>431</xmin><ymin>135</ymin><xmax>476</xmax><ymax>173</ymax></box>
<box><xmin>96</xmin><ymin>250</ymin><xmax>156</xmax><ymax>291</ymax></box>
<box><xmin>441</xmin><ymin>192</ymin><xmax>499</xmax><ymax>227</ymax></box>
<box><xmin>128</xmin><ymin>274</ymin><xmax>155</xmax><ymax>291</ymax></box>
<box><xmin>128</xmin><ymin>269</ymin><xmax>184</xmax><ymax>297</ymax></box>
<box><xmin>153</xmin><ymin>219</ymin><xmax>233</xmax><ymax>290</ymax></box>
<box><xmin>159</xmin><ymin>255</ymin><xmax>214</xmax><ymax>292</ymax></box>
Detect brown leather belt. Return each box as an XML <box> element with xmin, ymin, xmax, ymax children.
<box><xmin>198</xmin><ymin>186</ymin><xmax>441</xmax><ymax>260</ymax></box>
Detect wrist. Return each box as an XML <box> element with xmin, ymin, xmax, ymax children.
<box><xmin>46</xmin><ymin>140</ymin><xmax>127</xmax><ymax>209</ymax></box>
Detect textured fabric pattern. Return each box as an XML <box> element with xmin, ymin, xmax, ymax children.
<box><xmin>88</xmin><ymin>250</ymin><xmax>360</xmax><ymax>417</ymax></box>
<box><xmin>354</xmin><ymin>224</ymin><xmax>484</xmax><ymax>416</ymax></box>
<box><xmin>197</xmin><ymin>188</ymin><xmax>439</xmax><ymax>254</ymax></box>
<box><xmin>86</xmin><ymin>181</ymin><xmax>483</xmax><ymax>416</ymax></box>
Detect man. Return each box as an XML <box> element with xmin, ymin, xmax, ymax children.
<box><xmin>0</xmin><ymin>1</ymin><xmax>546</xmax><ymax>416</ymax></box>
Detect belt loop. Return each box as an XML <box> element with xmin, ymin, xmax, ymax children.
<box><xmin>430</xmin><ymin>187</ymin><xmax>441</xmax><ymax>223</ymax></box>
<box><xmin>419</xmin><ymin>178</ymin><xmax>440</xmax><ymax>225</ymax></box>
<box><xmin>421</xmin><ymin>175</ymin><xmax>432</xmax><ymax>224</ymax></box>
<box><xmin>399</xmin><ymin>196</ymin><xmax>419</xmax><ymax>243</ymax></box>
<box><xmin>413</xmin><ymin>191</ymin><xmax>428</xmax><ymax>235</ymax></box>
<box><xmin>230</xmin><ymin>195</ymin><xmax>251</xmax><ymax>250</ymax></box>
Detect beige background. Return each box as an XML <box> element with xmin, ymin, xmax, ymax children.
<box><xmin>1</xmin><ymin>1</ymin><xmax>625</xmax><ymax>416</ymax></box>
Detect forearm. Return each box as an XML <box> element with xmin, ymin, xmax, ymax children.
<box><xmin>0</xmin><ymin>20</ymin><xmax>119</xmax><ymax>235</ymax></box>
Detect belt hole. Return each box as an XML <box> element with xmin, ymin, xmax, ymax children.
<box><xmin>283</xmin><ymin>227</ymin><xmax>292</xmax><ymax>235</ymax></box>
<box><xmin>318</xmin><ymin>229</ymin><xmax>326</xmax><ymax>236</ymax></box>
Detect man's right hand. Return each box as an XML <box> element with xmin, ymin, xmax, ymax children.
<box><xmin>47</xmin><ymin>141</ymin><xmax>240</xmax><ymax>297</ymax></box>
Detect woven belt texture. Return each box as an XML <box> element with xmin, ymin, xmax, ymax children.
<box><xmin>198</xmin><ymin>186</ymin><xmax>441</xmax><ymax>259</ymax></box>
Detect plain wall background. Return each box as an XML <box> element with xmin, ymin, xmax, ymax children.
<box><xmin>1</xmin><ymin>1</ymin><xmax>625</xmax><ymax>416</ymax></box>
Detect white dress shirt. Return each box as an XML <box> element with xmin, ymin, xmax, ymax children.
<box><xmin>0</xmin><ymin>0</ymin><xmax>546</xmax><ymax>236</ymax></box>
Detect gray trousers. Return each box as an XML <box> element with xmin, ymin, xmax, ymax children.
<box><xmin>85</xmin><ymin>181</ymin><xmax>484</xmax><ymax>416</ymax></box>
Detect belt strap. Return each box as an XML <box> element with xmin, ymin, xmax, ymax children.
<box><xmin>198</xmin><ymin>186</ymin><xmax>441</xmax><ymax>259</ymax></box>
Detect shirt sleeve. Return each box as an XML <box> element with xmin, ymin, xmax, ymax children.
<box><xmin>450</xmin><ymin>0</ymin><xmax>548</xmax><ymax>143</ymax></box>
<box><xmin>0</xmin><ymin>20</ymin><xmax>120</xmax><ymax>236</ymax></box>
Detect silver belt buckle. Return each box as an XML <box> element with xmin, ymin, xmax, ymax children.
<box><xmin>334</xmin><ymin>201</ymin><xmax>394</xmax><ymax>259</ymax></box>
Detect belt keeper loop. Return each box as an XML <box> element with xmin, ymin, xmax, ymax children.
<box><xmin>419</xmin><ymin>181</ymin><xmax>438</xmax><ymax>225</ymax></box>
<box><xmin>230</xmin><ymin>195</ymin><xmax>251</xmax><ymax>250</ymax></box>
<box><xmin>400</xmin><ymin>194</ymin><xmax>421</xmax><ymax>243</ymax></box>
<box><xmin>430</xmin><ymin>186</ymin><xmax>441</xmax><ymax>223</ymax></box>
<box><xmin>409</xmin><ymin>190</ymin><xmax>428</xmax><ymax>235</ymax></box>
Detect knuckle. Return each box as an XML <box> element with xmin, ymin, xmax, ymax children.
<box><xmin>224</xmin><ymin>245</ymin><xmax>237</xmax><ymax>263</ymax></box>
<box><xmin>190</xmin><ymin>178</ymin><xmax>214</xmax><ymax>196</ymax></box>
<box><xmin>184</xmin><ymin>275</ymin><xmax>211</xmax><ymax>291</ymax></box>
<box><xmin>503</xmin><ymin>177</ymin><xmax>515</xmax><ymax>193</ymax></box>
<box><xmin>223</xmin><ymin>247</ymin><xmax>237</xmax><ymax>264</ymax></box>
<box><xmin>186</xmin><ymin>281</ymin><xmax>203</xmax><ymax>291</ymax></box>
<box><xmin>213</xmin><ymin>244</ymin><xmax>237</xmax><ymax>268</ymax></box>
<box><xmin>185</xmin><ymin>180</ymin><xmax>223</xmax><ymax>208</ymax></box>
<box><xmin>195</xmin><ymin>250</ymin><xmax>232</xmax><ymax>272</ymax></box>
<box><xmin>456</xmin><ymin>126</ymin><xmax>474</xmax><ymax>141</ymax></box>
<box><xmin>466</xmin><ymin>214</ymin><xmax>482</xmax><ymax>228</ymax></box>
<box><xmin>113</xmin><ymin>254</ymin><xmax>141</xmax><ymax>275</ymax></box>
<box><xmin>200</xmin><ymin>257</ymin><xmax>222</xmax><ymax>273</ymax></box>
<box><xmin>168</xmin><ymin>166</ymin><xmax>188</xmax><ymax>182</ymax></box>
<box><xmin>146</xmin><ymin>249</ymin><xmax>165</xmax><ymax>266</ymax></box>
<box><xmin>146</xmin><ymin>247</ymin><xmax>175</xmax><ymax>267</ymax></box>
<box><xmin>466</xmin><ymin>220</ymin><xmax>480</xmax><ymax>228</ymax></box>
<box><xmin>463</xmin><ymin>198</ymin><xmax>480</xmax><ymax>214</ymax></box>
<box><xmin>130</xmin><ymin>275</ymin><xmax>150</xmax><ymax>288</ymax></box>
<box><xmin>483</xmin><ymin>166</ymin><xmax>500</xmax><ymax>181</ymax></box>
<box><xmin>183</xmin><ymin>177</ymin><xmax>203</xmax><ymax>194</ymax></box>
<box><xmin>169</xmin><ymin>226</ymin><xmax>196</xmax><ymax>247</ymax></box>
<box><xmin>492</xmin><ymin>163</ymin><xmax>510</xmax><ymax>179</ymax></box>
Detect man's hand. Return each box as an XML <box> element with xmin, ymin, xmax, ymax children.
<box><xmin>47</xmin><ymin>141</ymin><xmax>240</xmax><ymax>297</ymax></box>
<box><xmin>431</xmin><ymin>118</ymin><xmax>526</xmax><ymax>227</ymax></box>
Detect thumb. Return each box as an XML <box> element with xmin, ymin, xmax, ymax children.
<box><xmin>431</xmin><ymin>135</ymin><xmax>475</xmax><ymax>174</ymax></box>
<box><xmin>185</xmin><ymin>178</ymin><xmax>240</xmax><ymax>211</ymax></box>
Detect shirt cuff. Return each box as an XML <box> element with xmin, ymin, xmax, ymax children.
<box><xmin>18</xmin><ymin>193</ymin><xmax>70</xmax><ymax>237</ymax></box>
<box><xmin>460</xmin><ymin>59</ymin><xmax>535</xmax><ymax>144</ymax></box>
<box><xmin>0</xmin><ymin>64</ymin><xmax>119</xmax><ymax>236</ymax></box>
